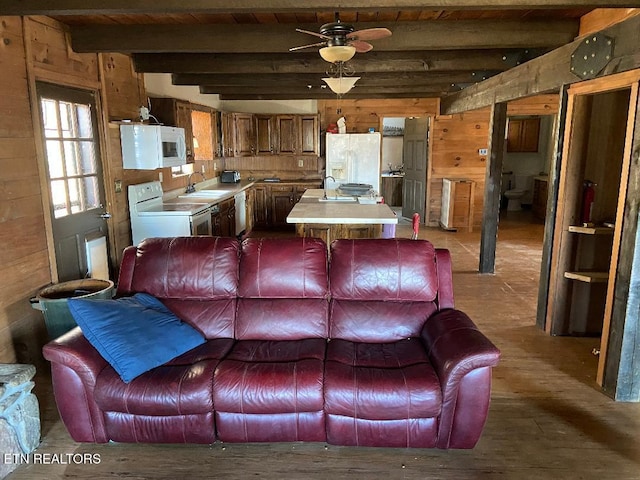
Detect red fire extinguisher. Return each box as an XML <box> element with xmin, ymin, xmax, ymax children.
<box><xmin>582</xmin><ymin>180</ymin><xmax>595</xmax><ymax>224</ymax></box>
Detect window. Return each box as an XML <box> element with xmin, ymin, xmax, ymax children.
<box><xmin>41</xmin><ymin>96</ymin><xmax>100</xmax><ymax>218</ymax></box>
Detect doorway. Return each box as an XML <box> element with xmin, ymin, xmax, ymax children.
<box><xmin>36</xmin><ymin>82</ymin><xmax>111</xmax><ymax>282</ymax></box>
<box><xmin>546</xmin><ymin>82</ymin><xmax>634</xmax><ymax>390</ymax></box>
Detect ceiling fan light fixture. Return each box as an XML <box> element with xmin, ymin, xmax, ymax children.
<box><xmin>319</xmin><ymin>45</ymin><xmax>356</xmax><ymax>63</ymax></box>
<box><xmin>322</xmin><ymin>76</ymin><xmax>360</xmax><ymax>95</ymax></box>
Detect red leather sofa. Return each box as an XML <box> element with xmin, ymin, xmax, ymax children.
<box><xmin>43</xmin><ymin>236</ymin><xmax>500</xmax><ymax>448</ymax></box>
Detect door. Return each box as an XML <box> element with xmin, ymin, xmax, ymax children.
<box><xmin>37</xmin><ymin>82</ymin><xmax>110</xmax><ymax>282</ymax></box>
<box><xmin>402</xmin><ymin>117</ymin><xmax>429</xmax><ymax>220</ymax></box>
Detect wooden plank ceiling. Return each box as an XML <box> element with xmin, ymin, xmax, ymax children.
<box><xmin>3</xmin><ymin>1</ymin><xmax>628</xmax><ymax>100</ymax></box>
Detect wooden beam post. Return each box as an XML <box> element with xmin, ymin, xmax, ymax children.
<box><xmin>603</xmin><ymin>88</ymin><xmax>640</xmax><ymax>401</ymax></box>
<box><xmin>536</xmin><ymin>86</ymin><xmax>569</xmax><ymax>330</ymax></box>
<box><xmin>479</xmin><ymin>102</ymin><xmax>507</xmax><ymax>274</ymax></box>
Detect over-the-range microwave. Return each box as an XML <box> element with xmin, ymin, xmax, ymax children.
<box><xmin>120</xmin><ymin>124</ymin><xmax>187</xmax><ymax>170</ymax></box>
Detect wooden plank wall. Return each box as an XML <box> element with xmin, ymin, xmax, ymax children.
<box><xmin>319</xmin><ymin>95</ymin><xmax>558</xmax><ymax>227</ymax></box>
<box><xmin>0</xmin><ymin>16</ymin><xmax>51</xmax><ymax>364</ymax></box>
<box><xmin>0</xmin><ymin>16</ymin><xmax>152</xmax><ymax>364</ymax></box>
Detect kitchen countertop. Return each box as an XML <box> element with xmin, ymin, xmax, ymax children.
<box><xmin>163</xmin><ymin>180</ymin><xmax>255</xmax><ymax>206</ymax></box>
<box><xmin>287</xmin><ymin>190</ymin><xmax>397</xmax><ymax>225</ymax></box>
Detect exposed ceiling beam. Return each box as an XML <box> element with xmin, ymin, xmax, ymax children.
<box><xmin>133</xmin><ymin>49</ymin><xmax>544</xmax><ymax>74</ymax></box>
<box><xmin>69</xmin><ymin>20</ymin><xmax>578</xmax><ymax>53</ymax></box>
<box><xmin>200</xmin><ymin>85</ymin><xmax>454</xmax><ymax>95</ymax></box>
<box><xmin>216</xmin><ymin>92</ymin><xmax>447</xmax><ymax>100</ymax></box>
<box><xmin>172</xmin><ymin>71</ymin><xmax>499</xmax><ymax>87</ymax></box>
<box><xmin>0</xmin><ymin>1</ymin><xmax>635</xmax><ymax>16</ymax></box>
<box><xmin>441</xmin><ymin>12</ymin><xmax>640</xmax><ymax>114</ymax></box>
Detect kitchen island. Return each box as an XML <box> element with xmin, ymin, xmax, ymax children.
<box><xmin>287</xmin><ymin>189</ymin><xmax>397</xmax><ymax>245</ymax></box>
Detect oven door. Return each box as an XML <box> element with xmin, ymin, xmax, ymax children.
<box><xmin>190</xmin><ymin>208</ymin><xmax>212</xmax><ymax>236</ymax></box>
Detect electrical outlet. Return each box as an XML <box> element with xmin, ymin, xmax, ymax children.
<box><xmin>201</xmin><ymin>164</ymin><xmax>205</xmax><ymax>174</ymax></box>
<box><xmin>214</xmin><ymin>162</ymin><xmax>217</xmax><ymax>171</ymax></box>
<box><xmin>298</xmin><ymin>159</ymin><xmax>304</xmax><ymax>168</ymax></box>
<box><xmin>479</xmin><ymin>148</ymin><xmax>488</xmax><ymax>156</ymax></box>
<box><xmin>158</xmin><ymin>172</ymin><xmax>163</xmax><ymax>182</ymax></box>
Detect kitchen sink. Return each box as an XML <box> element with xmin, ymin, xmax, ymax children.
<box><xmin>318</xmin><ymin>195</ymin><xmax>357</xmax><ymax>202</ymax></box>
<box><xmin>178</xmin><ymin>190</ymin><xmax>229</xmax><ymax>199</ymax></box>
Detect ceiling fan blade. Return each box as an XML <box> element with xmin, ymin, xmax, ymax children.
<box><xmin>289</xmin><ymin>41</ymin><xmax>327</xmax><ymax>52</ymax></box>
<box><xmin>347</xmin><ymin>27</ymin><xmax>392</xmax><ymax>41</ymax></box>
<box><xmin>349</xmin><ymin>40</ymin><xmax>373</xmax><ymax>53</ymax></box>
<box><xmin>295</xmin><ymin>28</ymin><xmax>331</xmax><ymax>40</ymax></box>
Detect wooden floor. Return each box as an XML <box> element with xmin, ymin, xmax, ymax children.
<box><xmin>9</xmin><ymin>211</ymin><xmax>640</xmax><ymax>479</ymax></box>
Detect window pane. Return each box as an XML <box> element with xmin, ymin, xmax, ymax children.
<box><xmin>67</xmin><ymin>177</ymin><xmax>82</xmax><ymax>214</ymax></box>
<box><xmin>42</xmin><ymin>99</ymin><xmax>59</xmax><ymax>138</ymax></box>
<box><xmin>59</xmin><ymin>102</ymin><xmax>73</xmax><ymax>138</ymax></box>
<box><xmin>51</xmin><ymin>179</ymin><xmax>68</xmax><ymax>218</ymax></box>
<box><xmin>76</xmin><ymin>105</ymin><xmax>93</xmax><ymax>139</ymax></box>
<box><xmin>83</xmin><ymin>176</ymin><xmax>100</xmax><ymax>210</ymax></box>
<box><xmin>79</xmin><ymin>141</ymin><xmax>97</xmax><ymax>174</ymax></box>
<box><xmin>64</xmin><ymin>141</ymin><xmax>80</xmax><ymax>176</ymax></box>
<box><xmin>46</xmin><ymin>140</ymin><xmax>65</xmax><ymax>179</ymax></box>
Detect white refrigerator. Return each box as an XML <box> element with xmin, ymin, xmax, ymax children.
<box><xmin>325</xmin><ymin>133</ymin><xmax>381</xmax><ymax>193</ymax></box>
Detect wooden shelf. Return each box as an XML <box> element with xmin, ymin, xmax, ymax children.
<box><xmin>568</xmin><ymin>225</ymin><xmax>615</xmax><ymax>235</ymax></box>
<box><xmin>564</xmin><ymin>271</ymin><xmax>609</xmax><ymax>283</ymax></box>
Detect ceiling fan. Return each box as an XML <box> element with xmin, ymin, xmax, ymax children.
<box><xmin>289</xmin><ymin>12</ymin><xmax>392</xmax><ymax>63</ymax></box>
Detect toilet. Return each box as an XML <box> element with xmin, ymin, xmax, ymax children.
<box><xmin>504</xmin><ymin>174</ymin><xmax>532</xmax><ymax>211</ymax></box>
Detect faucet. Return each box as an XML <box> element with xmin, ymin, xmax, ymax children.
<box><xmin>323</xmin><ymin>175</ymin><xmax>335</xmax><ymax>200</ymax></box>
<box><xmin>186</xmin><ymin>171</ymin><xmax>206</xmax><ymax>193</ymax></box>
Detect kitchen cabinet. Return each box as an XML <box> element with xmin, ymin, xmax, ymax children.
<box><xmin>221</xmin><ymin>112</ymin><xmax>235</xmax><ymax>157</ymax></box>
<box><xmin>299</xmin><ymin>115</ymin><xmax>319</xmax><ymax>155</ymax></box>
<box><xmin>251</xmin><ymin>182</ymin><xmax>321</xmax><ymax>229</ymax></box>
<box><xmin>245</xmin><ymin>187</ymin><xmax>254</xmax><ymax>234</ymax></box>
<box><xmin>276</xmin><ymin>115</ymin><xmax>297</xmax><ymax>154</ymax></box>
<box><xmin>440</xmin><ymin>178</ymin><xmax>475</xmax><ymax>232</ymax></box>
<box><xmin>270</xmin><ymin>184</ymin><xmax>295</xmax><ymax>227</ymax></box>
<box><xmin>149</xmin><ymin>97</ymin><xmax>194</xmax><ymax>160</ymax></box>
<box><xmin>532</xmin><ymin>177</ymin><xmax>548</xmax><ymax>221</ymax></box>
<box><xmin>234</xmin><ymin>113</ymin><xmax>255</xmax><ymax>157</ymax></box>
<box><xmin>507</xmin><ymin>117</ymin><xmax>540</xmax><ymax>153</ymax></box>
<box><xmin>211</xmin><ymin>198</ymin><xmax>236</xmax><ymax>237</ymax></box>
<box><xmin>253</xmin><ymin>185</ymin><xmax>269</xmax><ymax>228</ymax></box>
<box><xmin>381</xmin><ymin>176</ymin><xmax>403</xmax><ymax>206</ymax></box>
<box><xmin>255</xmin><ymin>115</ymin><xmax>275</xmax><ymax>155</ymax></box>
<box><xmin>275</xmin><ymin>114</ymin><xmax>319</xmax><ymax>155</ymax></box>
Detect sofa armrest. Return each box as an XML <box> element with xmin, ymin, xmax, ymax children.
<box><xmin>42</xmin><ymin>327</ymin><xmax>109</xmax><ymax>442</ymax></box>
<box><xmin>421</xmin><ymin>309</ymin><xmax>500</xmax><ymax>449</ymax></box>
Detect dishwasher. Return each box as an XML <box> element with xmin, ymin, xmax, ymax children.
<box><xmin>234</xmin><ymin>190</ymin><xmax>247</xmax><ymax>235</ymax></box>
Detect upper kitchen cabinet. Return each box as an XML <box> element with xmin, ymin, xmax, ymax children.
<box><xmin>234</xmin><ymin>113</ymin><xmax>255</xmax><ymax>156</ymax></box>
<box><xmin>507</xmin><ymin>117</ymin><xmax>540</xmax><ymax>153</ymax></box>
<box><xmin>149</xmin><ymin>97</ymin><xmax>195</xmax><ymax>159</ymax></box>
<box><xmin>221</xmin><ymin>112</ymin><xmax>235</xmax><ymax>157</ymax></box>
<box><xmin>299</xmin><ymin>115</ymin><xmax>319</xmax><ymax>155</ymax></box>
<box><xmin>276</xmin><ymin>115</ymin><xmax>297</xmax><ymax>155</ymax></box>
<box><xmin>255</xmin><ymin>115</ymin><xmax>275</xmax><ymax>155</ymax></box>
<box><xmin>191</xmin><ymin>105</ymin><xmax>219</xmax><ymax>161</ymax></box>
<box><xmin>275</xmin><ymin>114</ymin><xmax>320</xmax><ymax>155</ymax></box>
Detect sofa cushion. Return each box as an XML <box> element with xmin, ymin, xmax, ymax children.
<box><xmin>330</xmin><ymin>239</ymin><xmax>438</xmax><ymax>301</ymax></box>
<box><xmin>119</xmin><ymin>237</ymin><xmax>240</xmax><ymax>300</ymax></box>
<box><xmin>68</xmin><ymin>293</ymin><xmax>205</xmax><ymax>383</ymax></box>
<box><xmin>324</xmin><ymin>339</ymin><xmax>442</xmax><ymax>420</ymax></box>
<box><xmin>239</xmin><ymin>238</ymin><xmax>328</xmax><ymax>298</ymax></box>
<box><xmin>95</xmin><ymin>339</ymin><xmax>233</xmax><ymax>416</ymax></box>
<box><xmin>236</xmin><ymin>298</ymin><xmax>328</xmax><ymax>340</ymax></box>
<box><xmin>329</xmin><ymin>300</ymin><xmax>437</xmax><ymax>343</ymax></box>
<box><xmin>214</xmin><ymin>339</ymin><xmax>326</xmax><ymax>414</ymax></box>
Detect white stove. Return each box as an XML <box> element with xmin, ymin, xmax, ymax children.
<box><xmin>128</xmin><ymin>181</ymin><xmax>212</xmax><ymax>246</ymax></box>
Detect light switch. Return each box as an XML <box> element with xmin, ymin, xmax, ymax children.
<box><xmin>114</xmin><ymin>179</ymin><xmax>122</xmax><ymax>193</ymax></box>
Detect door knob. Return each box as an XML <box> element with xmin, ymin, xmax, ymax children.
<box><xmin>99</xmin><ymin>212</ymin><xmax>112</xmax><ymax>219</ymax></box>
